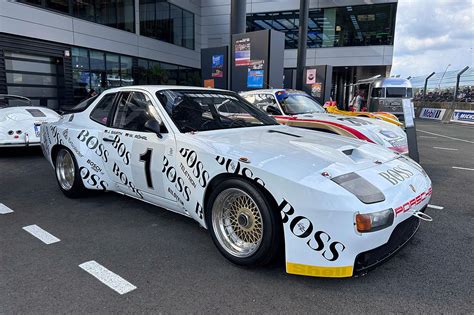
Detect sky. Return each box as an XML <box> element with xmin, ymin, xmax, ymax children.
<box><xmin>391</xmin><ymin>0</ymin><xmax>473</xmax><ymax>78</ymax></box>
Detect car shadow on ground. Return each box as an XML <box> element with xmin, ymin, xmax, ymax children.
<box><xmin>0</xmin><ymin>147</ymin><xmax>43</xmax><ymax>157</ymax></box>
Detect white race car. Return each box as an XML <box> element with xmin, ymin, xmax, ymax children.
<box><xmin>240</xmin><ymin>89</ymin><xmax>409</xmax><ymax>154</ymax></box>
<box><xmin>0</xmin><ymin>95</ymin><xmax>60</xmax><ymax>147</ymax></box>
<box><xmin>41</xmin><ymin>86</ymin><xmax>432</xmax><ymax>278</ymax></box>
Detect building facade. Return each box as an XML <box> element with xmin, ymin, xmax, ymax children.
<box><xmin>0</xmin><ymin>0</ymin><xmax>397</xmax><ymax>109</ymax></box>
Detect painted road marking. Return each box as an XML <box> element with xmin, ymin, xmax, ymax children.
<box><xmin>420</xmin><ymin>135</ymin><xmax>438</xmax><ymax>139</ymax></box>
<box><xmin>433</xmin><ymin>147</ymin><xmax>458</xmax><ymax>151</ymax></box>
<box><xmin>0</xmin><ymin>203</ymin><xmax>14</xmax><ymax>214</ymax></box>
<box><xmin>452</xmin><ymin>166</ymin><xmax>474</xmax><ymax>171</ymax></box>
<box><xmin>428</xmin><ymin>204</ymin><xmax>444</xmax><ymax>210</ymax></box>
<box><xmin>418</xmin><ymin>129</ymin><xmax>474</xmax><ymax>144</ymax></box>
<box><xmin>79</xmin><ymin>261</ymin><xmax>137</xmax><ymax>295</ymax></box>
<box><xmin>22</xmin><ymin>225</ymin><xmax>60</xmax><ymax>244</ymax></box>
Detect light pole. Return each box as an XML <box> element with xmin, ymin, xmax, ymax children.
<box><xmin>437</xmin><ymin>64</ymin><xmax>451</xmax><ymax>90</ymax></box>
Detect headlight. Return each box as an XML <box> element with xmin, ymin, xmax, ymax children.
<box><xmin>355</xmin><ymin>209</ymin><xmax>394</xmax><ymax>233</ymax></box>
<box><xmin>332</xmin><ymin>172</ymin><xmax>385</xmax><ymax>204</ymax></box>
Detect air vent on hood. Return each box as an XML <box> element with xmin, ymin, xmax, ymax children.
<box><xmin>25</xmin><ymin>109</ymin><xmax>46</xmax><ymax>117</ymax></box>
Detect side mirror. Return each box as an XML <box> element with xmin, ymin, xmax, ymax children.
<box><xmin>266</xmin><ymin>105</ymin><xmax>281</xmax><ymax>115</ymax></box>
<box><xmin>144</xmin><ymin>119</ymin><xmax>163</xmax><ymax>139</ymax></box>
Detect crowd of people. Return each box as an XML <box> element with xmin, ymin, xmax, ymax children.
<box><xmin>413</xmin><ymin>86</ymin><xmax>473</xmax><ymax>103</ymax></box>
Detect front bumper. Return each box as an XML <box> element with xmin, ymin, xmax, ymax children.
<box><xmin>353</xmin><ymin>208</ymin><xmax>423</xmax><ymax>276</ymax></box>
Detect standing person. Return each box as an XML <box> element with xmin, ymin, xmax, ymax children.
<box><xmin>353</xmin><ymin>90</ymin><xmax>366</xmax><ymax>111</ymax></box>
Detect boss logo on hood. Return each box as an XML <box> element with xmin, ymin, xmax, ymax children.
<box><xmin>378</xmin><ymin>165</ymin><xmax>414</xmax><ymax>185</ymax></box>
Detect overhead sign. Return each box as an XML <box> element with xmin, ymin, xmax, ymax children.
<box><xmin>419</xmin><ymin>108</ymin><xmax>446</xmax><ymax>120</ymax></box>
<box><xmin>451</xmin><ymin>110</ymin><xmax>474</xmax><ymax>125</ymax></box>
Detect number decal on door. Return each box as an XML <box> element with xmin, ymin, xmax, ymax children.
<box><xmin>139</xmin><ymin>148</ymin><xmax>153</xmax><ymax>189</ymax></box>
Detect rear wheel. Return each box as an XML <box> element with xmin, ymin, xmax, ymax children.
<box><xmin>206</xmin><ymin>178</ymin><xmax>281</xmax><ymax>267</ymax></box>
<box><xmin>55</xmin><ymin>148</ymin><xmax>86</xmax><ymax>198</ymax></box>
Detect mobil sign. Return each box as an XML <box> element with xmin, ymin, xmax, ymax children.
<box><xmin>451</xmin><ymin>110</ymin><xmax>474</xmax><ymax>125</ymax></box>
<box><xmin>419</xmin><ymin>108</ymin><xmax>446</xmax><ymax>120</ymax></box>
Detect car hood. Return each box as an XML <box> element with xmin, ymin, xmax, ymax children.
<box><xmin>0</xmin><ymin>106</ymin><xmax>60</xmax><ymax>122</ymax></box>
<box><xmin>193</xmin><ymin>125</ymin><xmax>399</xmax><ymax>179</ymax></box>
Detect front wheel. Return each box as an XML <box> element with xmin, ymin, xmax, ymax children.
<box><xmin>55</xmin><ymin>147</ymin><xmax>86</xmax><ymax>198</ymax></box>
<box><xmin>206</xmin><ymin>178</ymin><xmax>282</xmax><ymax>267</ymax></box>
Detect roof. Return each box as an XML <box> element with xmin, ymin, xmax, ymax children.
<box><xmin>102</xmin><ymin>85</ymin><xmax>231</xmax><ymax>94</ymax></box>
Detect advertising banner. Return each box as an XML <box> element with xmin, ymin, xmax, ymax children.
<box><xmin>247</xmin><ymin>69</ymin><xmax>264</xmax><ymax>88</ymax></box>
<box><xmin>419</xmin><ymin>108</ymin><xmax>446</xmax><ymax>120</ymax></box>
<box><xmin>235</xmin><ymin>38</ymin><xmax>251</xmax><ymax>67</ymax></box>
<box><xmin>211</xmin><ymin>55</ymin><xmax>224</xmax><ymax>78</ymax></box>
<box><xmin>204</xmin><ymin>79</ymin><xmax>215</xmax><ymax>88</ymax></box>
<box><xmin>451</xmin><ymin>110</ymin><xmax>474</xmax><ymax>124</ymax></box>
<box><xmin>311</xmin><ymin>83</ymin><xmax>322</xmax><ymax>98</ymax></box>
<box><xmin>306</xmin><ymin>69</ymin><xmax>316</xmax><ymax>84</ymax></box>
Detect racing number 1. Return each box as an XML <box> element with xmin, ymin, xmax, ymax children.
<box><xmin>139</xmin><ymin>148</ymin><xmax>153</xmax><ymax>189</ymax></box>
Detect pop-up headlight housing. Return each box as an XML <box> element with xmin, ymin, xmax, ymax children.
<box><xmin>332</xmin><ymin>172</ymin><xmax>385</xmax><ymax>204</ymax></box>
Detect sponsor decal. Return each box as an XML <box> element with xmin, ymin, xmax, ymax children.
<box><xmin>50</xmin><ymin>126</ymin><xmax>63</xmax><ymax>145</ymax></box>
<box><xmin>420</xmin><ymin>108</ymin><xmax>446</xmax><ymax>120</ymax></box>
<box><xmin>112</xmin><ymin>162</ymin><xmax>143</xmax><ymax>198</ymax></box>
<box><xmin>451</xmin><ymin>110</ymin><xmax>474</xmax><ymax>125</ymax></box>
<box><xmin>167</xmin><ymin>187</ymin><xmax>185</xmax><ymax>207</ymax></box>
<box><xmin>79</xmin><ymin>166</ymin><xmax>108</xmax><ymax>190</ymax></box>
<box><xmin>179</xmin><ymin>148</ymin><xmax>209</xmax><ymax>188</ymax></box>
<box><xmin>162</xmin><ymin>156</ymin><xmax>191</xmax><ymax>202</ymax></box>
<box><xmin>86</xmin><ymin>159</ymin><xmax>102</xmax><ymax>174</ymax></box>
<box><xmin>111</xmin><ymin>135</ymin><xmax>131</xmax><ymax>165</ymax></box>
<box><xmin>77</xmin><ymin>130</ymin><xmax>109</xmax><ymax>162</ymax></box>
<box><xmin>215</xmin><ymin>156</ymin><xmax>265</xmax><ymax>186</ymax></box>
<box><xmin>394</xmin><ymin>187</ymin><xmax>432</xmax><ymax>216</ymax></box>
<box><xmin>378</xmin><ymin>165</ymin><xmax>414</xmax><ymax>185</ymax></box>
<box><xmin>195</xmin><ymin>202</ymin><xmax>204</xmax><ymax>220</ymax></box>
<box><xmin>279</xmin><ymin>200</ymin><xmax>346</xmax><ymax>262</ymax></box>
<box><xmin>286</xmin><ymin>262</ymin><xmax>353</xmax><ymax>278</ymax></box>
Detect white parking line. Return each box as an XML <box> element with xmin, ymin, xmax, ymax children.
<box><xmin>0</xmin><ymin>203</ymin><xmax>14</xmax><ymax>214</ymax></box>
<box><xmin>22</xmin><ymin>225</ymin><xmax>60</xmax><ymax>244</ymax></box>
<box><xmin>428</xmin><ymin>204</ymin><xmax>444</xmax><ymax>210</ymax></box>
<box><xmin>79</xmin><ymin>261</ymin><xmax>137</xmax><ymax>295</ymax></box>
<box><xmin>418</xmin><ymin>129</ymin><xmax>474</xmax><ymax>144</ymax></box>
<box><xmin>420</xmin><ymin>135</ymin><xmax>438</xmax><ymax>139</ymax></box>
<box><xmin>433</xmin><ymin>147</ymin><xmax>458</xmax><ymax>151</ymax></box>
<box><xmin>452</xmin><ymin>166</ymin><xmax>474</xmax><ymax>171</ymax></box>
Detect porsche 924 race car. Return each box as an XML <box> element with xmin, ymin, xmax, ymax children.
<box><xmin>0</xmin><ymin>95</ymin><xmax>60</xmax><ymax>147</ymax></box>
<box><xmin>40</xmin><ymin>86</ymin><xmax>432</xmax><ymax>278</ymax></box>
<box><xmin>240</xmin><ymin>89</ymin><xmax>408</xmax><ymax>154</ymax></box>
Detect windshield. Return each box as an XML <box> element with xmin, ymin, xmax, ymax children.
<box><xmin>0</xmin><ymin>95</ymin><xmax>31</xmax><ymax>108</ymax></box>
<box><xmin>386</xmin><ymin>87</ymin><xmax>409</xmax><ymax>98</ymax></box>
<box><xmin>156</xmin><ymin>90</ymin><xmax>278</xmax><ymax>133</ymax></box>
<box><xmin>279</xmin><ymin>94</ymin><xmax>326</xmax><ymax>115</ymax></box>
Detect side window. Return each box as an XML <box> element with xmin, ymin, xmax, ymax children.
<box><xmin>90</xmin><ymin>93</ymin><xmax>116</xmax><ymax>125</ymax></box>
<box><xmin>112</xmin><ymin>92</ymin><xmax>164</xmax><ymax>132</ymax></box>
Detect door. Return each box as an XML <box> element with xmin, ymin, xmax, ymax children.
<box><xmin>105</xmin><ymin>91</ymin><xmax>180</xmax><ymax>210</ymax></box>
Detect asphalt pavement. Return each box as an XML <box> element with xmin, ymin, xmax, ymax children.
<box><xmin>0</xmin><ymin>119</ymin><xmax>472</xmax><ymax>313</ymax></box>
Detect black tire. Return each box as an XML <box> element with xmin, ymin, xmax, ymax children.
<box><xmin>54</xmin><ymin>147</ymin><xmax>86</xmax><ymax>198</ymax></box>
<box><xmin>205</xmin><ymin>178</ymin><xmax>282</xmax><ymax>267</ymax></box>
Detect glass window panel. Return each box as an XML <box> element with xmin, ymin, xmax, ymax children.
<box><xmin>7</xmin><ymin>86</ymin><xmax>57</xmax><ymax>98</ymax></box>
<box><xmin>117</xmin><ymin>0</ymin><xmax>135</xmax><ymax>32</ymax></box>
<box><xmin>46</xmin><ymin>0</ymin><xmax>69</xmax><ymax>13</ymax></box>
<box><xmin>5</xmin><ymin>59</ymin><xmax>57</xmax><ymax>74</ymax></box>
<box><xmin>6</xmin><ymin>73</ymin><xmax>57</xmax><ymax>86</ymax></box>
<box><xmin>112</xmin><ymin>92</ymin><xmax>159</xmax><ymax>131</ymax></box>
<box><xmin>106</xmin><ymin>53</ymin><xmax>121</xmax><ymax>88</ymax></box>
<box><xmin>96</xmin><ymin>0</ymin><xmax>117</xmax><ymax>28</ymax></box>
<box><xmin>170</xmin><ymin>4</ymin><xmax>183</xmax><ymax>46</ymax></box>
<box><xmin>89</xmin><ymin>50</ymin><xmax>106</xmax><ymax>94</ymax></box>
<box><xmin>73</xmin><ymin>0</ymin><xmax>95</xmax><ymax>22</ymax></box>
<box><xmin>160</xmin><ymin>63</ymin><xmax>178</xmax><ymax>85</ymax></box>
<box><xmin>136</xmin><ymin>59</ymin><xmax>149</xmax><ymax>85</ymax></box>
<box><xmin>120</xmin><ymin>56</ymin><xmax>134</xmax><ymax>86</ymax></box>
<box><xmin>155</xmin><ymin>2</ymin><xmax>171</xmax><ymax>42</ymax></box>
<box><xmin>90</xmin><ymin>93</ymin><xmax>117</xmax><ymax>125</ymax></box>
<box><xmin>90</xmin><ymin>50</ymin><xmax>105</xmax><ymax>72</ymax></box>
<box><xmin>183</xmin><ymin>10</ymin><xmax>194</xmax><ymax>49</ymax></box>
<box><xmin>148</xmin><ymin>61</ymin><xmax>167</xmax><ymax>84</ymax></box>
<box><xmin>139</xmin><ymin>0</ymin><xmax>156</xmax><ymax>39</ymax></box>
<box><xmin>72</xmin><ymin>47</ymin><xmax>89</xmax><ymax>71</ymax></box>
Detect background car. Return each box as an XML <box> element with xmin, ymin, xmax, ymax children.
<box><xmin>324</xmin><ymin>101</ymin><xmax>403</xmax><ymax>127</ymax></box>
<box><xmin>0</xmin><ymin>95</ymin><xmax>60</xmax><ymax>147</ymax></box>
<box><xmin>40</xmin><ymin>86</ymin><xmax>432</xmax><ymax>278</ymax></box>
<box><xmin>241</xmin><ymin>89</ymin><xmax>409</xmax><ymax>154</ymax></box>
